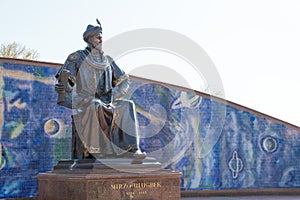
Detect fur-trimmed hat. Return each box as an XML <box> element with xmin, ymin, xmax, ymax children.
<box><xmin>83</xmin><ymin>19</ymin><xmax>102</xmax><ymax>43</ymax></box>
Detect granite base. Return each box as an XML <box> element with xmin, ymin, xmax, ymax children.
<box><xmin>38</xmin><ymin>158</ymin><xmax>181</xmax><ymax>200</ymax></box>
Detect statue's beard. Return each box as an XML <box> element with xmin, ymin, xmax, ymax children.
<box><xmin>90</xmin><ymin>44</ymin><xmax>104</xmax><ymax>59</ymax></box>
<box><xmin>94</xmin><ymin>43</ymin><xmax>103</xmax><ymax>52</ymax></box>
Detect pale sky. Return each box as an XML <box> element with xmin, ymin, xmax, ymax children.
<box><xmin>1</xmin><ymin>0</ymin><xmax>300</xmax><ymax>127</ymax></box>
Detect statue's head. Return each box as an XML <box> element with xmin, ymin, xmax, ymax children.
<box><xmin>83</xmin><ymin>19</ymin><xmax>102</xmax><ymax>51</ymax></box>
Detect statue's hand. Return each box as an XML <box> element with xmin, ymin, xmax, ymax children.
<box><xmin>112</xmin><ymin>88</ymin><xmax>124</xmax><ymax>101</ymax></box>
<box><xmin>55</xmin><ymin>69</ymin><xmax>71</xmax><ymax>93</ymax></box>
<box><xmin>55</xmin><ymin>82</ymin><xmax>65</xmax><ymax>93</ymax></box>
<box><xmin>112</xmin><ymin>75</ymin><xmax>129</xmax><ymax>101</ymax></box>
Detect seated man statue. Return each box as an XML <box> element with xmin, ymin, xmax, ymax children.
<box><xmin>55</xmin><ymin>19</ymin><xmax>146</xmax><ymax>161</ymax></box>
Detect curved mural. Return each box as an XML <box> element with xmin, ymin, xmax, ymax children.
<box><xmin>0</xmin><ymin>58</ymin><xmax>299</xmax><ymax>198</ymax></box>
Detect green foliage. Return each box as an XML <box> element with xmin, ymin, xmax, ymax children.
<box><xmin>0</xmin><ymin>42</ymin><xmax>39</xmax><ymax>60</ymax></box>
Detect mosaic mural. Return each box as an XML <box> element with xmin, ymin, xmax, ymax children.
<box><xmin>0</xmin><ymin>60</ymin><xmax>72</xmax><ymax>198</ymax></box>
<box><xmin>0</xmin><ymin>59</ymin><xmax>300</xmax><ymax>198</ymax></box>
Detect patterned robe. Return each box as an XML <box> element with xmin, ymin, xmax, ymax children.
<box><xmin>55</xmin><ymin>48</ymin><xmax>140</xmax><ymax>158</ymax></box>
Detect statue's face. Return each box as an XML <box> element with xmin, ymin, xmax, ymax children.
<box><xmin>89</xmin><ymin>32</ymin><xmax>102</xmax><ymax>51</ymax></box>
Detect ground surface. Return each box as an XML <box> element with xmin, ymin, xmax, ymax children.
<box><xmin>182</xmin><ymin>196</ymin><xmax>300</xmax><ymax>200</ymax></box>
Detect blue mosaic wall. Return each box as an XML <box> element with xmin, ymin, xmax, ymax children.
<box><xmin>129</xmin><ymin>82</ymin><xmax>300</xmax><ymax>191</ymax></box>
<box><xmin>0</xmin><ymin>60</ymin><xmax>72</xmax><ymax>198</ymax></box>
<box><xmin>0</xmin><ymin>59</ymin><xmax>300</xmax><ymax>198</ymax></box>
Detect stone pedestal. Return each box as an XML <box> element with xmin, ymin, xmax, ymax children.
<box><xmin>38</xmin><ymin>158</ymin><xmax>181</xmax><ymax>200</ymax></box>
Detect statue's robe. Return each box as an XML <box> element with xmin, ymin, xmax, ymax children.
<box><xmin>55</xmin><ymin>48</ymin><xmax>139</xmax><ymax>158</ymax></box>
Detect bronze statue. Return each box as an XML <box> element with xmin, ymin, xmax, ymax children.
<box><xmin>55</xmin><ymin>19</ymin><xmax>146</xmax><ymax>161</ymax></box>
